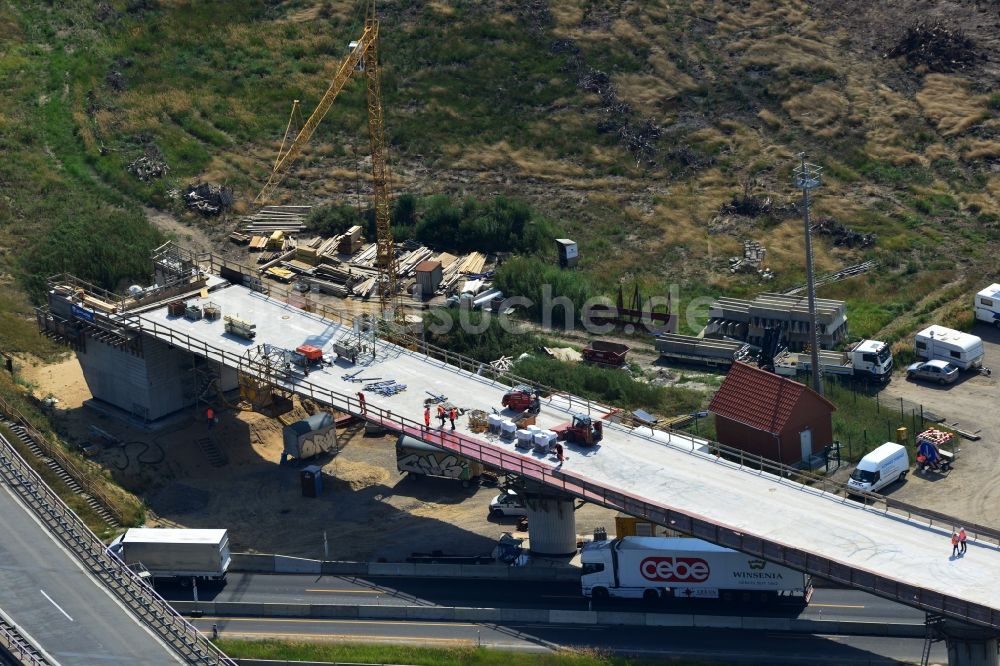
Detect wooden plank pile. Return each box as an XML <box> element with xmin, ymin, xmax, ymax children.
<box><xmin>242</xmin><ymin>205</ymin><xmax>311</xmax><ymax>234</ymax></box>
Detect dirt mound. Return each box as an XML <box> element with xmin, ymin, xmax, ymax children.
<box><xmin>330</xmin><ymin>460</ymin><xmax>389</xmax><ymax>491</ymax></box>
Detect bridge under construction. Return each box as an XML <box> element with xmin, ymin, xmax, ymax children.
<box><xmin>35</xmin><ymin>245</ymin><xmax>1000</xmax><ymax>664</ymax></box>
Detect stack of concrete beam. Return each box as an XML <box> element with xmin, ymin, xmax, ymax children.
<box><xmin>242</xmin><ymin>205</ymin><xmax>311</xmax><ymax>234</ymax></box>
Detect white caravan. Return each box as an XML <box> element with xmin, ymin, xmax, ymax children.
<box><xmin>914</xmin><ymin>325</ymin><xmax>984</xmax><ymax>371</ymax></box>
<box><xmin>975</xmin><ymin>284</ymin><xmax>1000</xmax><ymax>328</ymax></box>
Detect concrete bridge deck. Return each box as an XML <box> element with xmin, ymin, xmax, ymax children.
<box><xmin>122</xmin><ymin>282</ymin><xmax>1000</xmax><ymax>630</ymax></box>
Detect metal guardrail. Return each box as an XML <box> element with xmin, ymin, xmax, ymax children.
<box><xmin>0</xmin><ymin>607</ymin><xmax>47</xmax><ymax>666</ymax></box>
<box><xmin>0</xmin><ymin>395</ymin><xmax>128</xmax><ymax>526</ymax></box>
<box><xmin>0</xmin><ymin>432</ymin><xmax>236</xmax><ymax>665</ymax></box>
<box><xmin>125</xmin><ymin>308</ymin><xmax>1000</xmax><ymax>631</ymax></box>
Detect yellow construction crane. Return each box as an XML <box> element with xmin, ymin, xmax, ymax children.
<box><xmin>255</xmin><ymin>2</ymin><xmax>403</xmax><ymax>325</ymax></box>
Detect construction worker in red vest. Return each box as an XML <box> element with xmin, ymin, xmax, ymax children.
<box><xmin>357</xmin><ymin>391</ymin><xmax>366</xmax><ymax>414</ymax></box>
<box><xmin>206</xmin><ymin>407</ymin><xmax>215</xmax><ymax>430</ymax></box>
<box><xmin>423</xmin><ymin>406</ymin><xmax>430</xmax><ymax>429</ymax></box>
<box><xmin>959</xmin><ymin>527</ymin><xmax>968</xmax><ymax>555</ymax></box>
<box><xmin>449</xmin><ymin>407</ymin><xmax>457</xmax><ymax>431</ymax></box>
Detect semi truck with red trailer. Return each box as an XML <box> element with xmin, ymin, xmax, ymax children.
<box><xmin>580</xmin><ymin>536</ymin><xmax>812</xmax><ymax>604</ymax></box>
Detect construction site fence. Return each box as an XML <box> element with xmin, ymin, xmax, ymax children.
<box><xmin>0</xmin><ymin>394</ymin><xmax>128</xmax><ymax>527</ymax></box>
<box><xmin>125</xmin><ymin>313</ymin><xmax>1000</xmax><ymax>632</ymax></box>
<box><xmin>0</xmin><ymin>429</ymin><xmax>237</xmax><ymax>665</ymax></box>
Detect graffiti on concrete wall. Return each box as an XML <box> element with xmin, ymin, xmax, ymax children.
<box><xmin>397</xmin><ymin>450</ymin><xmax>468</xmax><ymax>479</ymax></box>
<box><xmin>298</xmin><ymin>426</ymin><xmax>337</xmax><ymax>459</ymax></box>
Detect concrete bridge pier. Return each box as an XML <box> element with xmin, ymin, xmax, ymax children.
<box><xmin>936</xmin><ymin>618</ymin><xmax>999</xmax><ymax>666</ymax></box>
<box><xmin>525</xmin><ymin>495</ymin><xmax>577</xmax><ymax>557</ymax></box>
<box><xmin>514</xmin><ymin>480</ymin><xmax>578</xmax><ymax>557</ymax></box>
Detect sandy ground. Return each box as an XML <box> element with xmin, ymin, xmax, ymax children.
<box><xmin>18</xmin><ymin>356</ymin><xmax>618</xmax><ymax>561</ymax></box>
<box><xmin>871</xmin><ymin>325</ymin><xmax>1000</xmax><ymax>527</ymax></box>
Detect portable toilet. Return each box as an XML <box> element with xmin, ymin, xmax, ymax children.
<box><xmin>300</xmin><ymin>465</ymin><xmax>323</xmax><ymax>498</ymax></box>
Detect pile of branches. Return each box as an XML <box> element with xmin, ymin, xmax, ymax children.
<box><xmin>182</xmin><ymin>183</ymin><xmax>234</xmax><ymax>216</ymax></box>
<box><xmin>552</xmin><ymin>39</ymin><xmax>662</xmax><ymax>166</ymax></box>
<box><xmin>127</xmin><ymin>156</ymin><xmax>168</xmax><ymax>181</ymax></box>
<box><xmin>719</xmin><ymin>179</ymin><xmax>773</xmax><ymax>217</ymax></box>
<box><xmin>885</xmin><ymin>21</ymin><xmax>980</xmax><ymax>73</ymax></box>
<box><xmin>813</xmin><ymin>218</ymin><xmax>876</xmax><ymax>248</ymax></box>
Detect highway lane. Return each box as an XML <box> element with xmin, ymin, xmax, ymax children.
<box><xmin>191</xmin><ymin>616</ymin><xmax>946</xmax><ymax>664</ymax></box>
<box><xmin>0</xmin><ymin>481</ymin><xmax>183</xmax><ymax>665</ymax></box>
<box><xmin>162</xmin><ymin>572</ymin><xmax>926</xmax><ymax>623</ymax></box>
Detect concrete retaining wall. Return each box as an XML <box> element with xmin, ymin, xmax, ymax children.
<box><xmin>173</xmin><ymin>601</ymin><xmax>924</xmax><ymax>638</ymax></box>
<box><xmin>231</xmin><ymin>553</ymin><xmax>580</xmax><ymax>581</ymax></box>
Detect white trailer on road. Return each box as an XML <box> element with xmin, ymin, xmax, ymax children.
<box><xmin>580</xmin><ymin>536</ymin><xmax>811</xmax><ymax>604</ymax></box>
<box><xmin>108</xmin><ymin>528</ymin><xmax>231</xmax><ymax>584</ymax></box>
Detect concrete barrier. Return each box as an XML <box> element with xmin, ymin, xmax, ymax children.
<box><xmin>230</xmin><ymin>552</ymin><xmax>583</xmax><ymax>581</ymax></box>
<box><xmin>692</xmin><ymin>614</ymin><xmax>743</xmax><ymax>629</ymax></box>
<box><xmin>408</xmin><ymin>563</ymin><xmax>462</xmax><ymax>578</ymax></box>
<box><xmin>498</xmin><ymin>608</ymin><xmax>549</xmax><ymax>623</ymax></box>
<box><xmin>549</xmin><ymin>609</ymin><xmax>597</xmax><ymax>625</ymax></box>
<box><xmin>404</xmin><ymin>606</ymin><xmax>456</xmax><ymax>621</ymax></box>
<box><xmin>321</xmin><ymin>561</ymin><xmax>367</xmax><ymax>576</ymax></box>
<box><xmin>358</xmin><ymin>605</ymin><xmax>414</xmax><ymax>620</ymax></box>
<box><xmin>459</xmin><ymin>564</ymin><xmax>510</xmax><ymax>579</ymax></box>
<box><xmin>741</xmin><ymin>616</ymin><xmax>792</xmax><ymax>631</ymax></box>
<box><xmin>177</xmin><ymin>599</ymin><xmax>925</xmax><ymax>639</ymax></box>
<box><xmin>454</xmin><ymin>607</ymin><xmax>502</xmax><ymax>622</ymax></box>
<box><xmin>231</xmin><ymin>553</ymin><xmax>276</xmax><ymax>573</ymax></box>
<box><xmin>274</xmin><ymin>555</ymin><xmax>322</xmax><ymax>575</ymax></box>
<box><xmin>367</xmin><ymin>562</ymin><xmax>416</xmax><ymax>577</ymax></box>
<box><xmin>596</xmin><ymin>611</ymin><xmax>645</xmax><ymax>626</ymax></box>
<box><xmin>644</xmin><ymin>613</ymin><xmax>695</xmax><ymax>627</ymax></box>
<box><xmin>308</xmin><ymin>605</ymin><xmax>359</xmax><ymax>619</ymax></box>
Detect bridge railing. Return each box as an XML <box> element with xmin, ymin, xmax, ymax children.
<box><xmin>0</xmin><ymin>431</ymin><xmax>236</xmax><ymax>665</ymax></box>
<box><xmin>0</xmin><ymin>607</ymin><xmax>46</xmax><ymax>666</ymax></box>
<box><xmin>126</xmin><ymin>288</ymin><xmax>1000</xmax><ymax>630</ymax></box>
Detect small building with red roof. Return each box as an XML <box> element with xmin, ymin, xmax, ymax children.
<box><xmin>708</xmin><ymin>362</ymin><xmax>836</xmax><ymax>465</ymax></box>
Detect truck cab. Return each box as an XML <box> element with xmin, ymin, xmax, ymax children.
<box><xmin>849</xmin><ymin>339</ymin><xmax>893</xmax><ymax>381</ymax></box>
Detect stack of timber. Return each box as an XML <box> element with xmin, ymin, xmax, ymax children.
<box><xmin>242</xmin><ymin>205</ymin><xmax>311</xmax><ymax>234</ymax></box>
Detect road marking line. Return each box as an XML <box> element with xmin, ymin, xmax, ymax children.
<box><xmin>194</xmin><ymin>616</ymin><xmax>478</xmax><ymax>628</ymax></box>
<box><xmin>540</xmin><ymin>595</ymin><xmax>580</xmax><ymax>599</ymax></box>
<box><xmin>810</xmin><ymin>603</ymin><xmax>866</xmax><ymax>609</ymax></box>
<box><xmin>305</xmin><ymin>588</ymin><xmax>382</xmax><ymax>594</ymax></box>
<box><xmin>39</xmin><ymin>589</ymin><xmax>73</xmax><ymax>622</ymax></box>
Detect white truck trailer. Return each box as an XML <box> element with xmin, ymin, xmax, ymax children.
<box><xmin>974</xmin><ymin>284</ymin><xmax>1000</xmax><ymax>329</ymax></box>
<box><xmin>773</xmin><ymin>339</ymin><xmax>893</xmax><ymax>383</ymax></box>
<box><xmin>914</xmin><ymin>325</ymin><xmax>984</xmax><ymax>371</ymax></box>
<box><xmin>108</xmin><ymin>528</ymin><xmax>231</xmax><ymax>584</ymax></box>
<box><xmin>580</xmin><ymin>536</ymin><xmax>811</xmax><ymax>604</ymax></box>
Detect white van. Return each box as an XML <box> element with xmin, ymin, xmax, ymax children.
<box><xmin>975</xmin><ymin>284</ymin><xmax>1000</xmax><ymax>328</ymax></box>
<box><xmin>914</xmin><ymin>325</ymin><xmax>984</xmax><ymax>371</ymax></box>
<box><xmin>848</xmin><ymin>442</ymin><xmax>909</xmax><ymax>495</ymax></box>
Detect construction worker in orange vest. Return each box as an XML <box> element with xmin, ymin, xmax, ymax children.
<box><xmin>449</xmin><ymin>407</ymin><xmax>458</xmax><ymax>431</ymax></box>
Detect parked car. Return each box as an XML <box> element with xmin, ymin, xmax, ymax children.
<box><xmin>906</xmin><ymin>360</ymin><xmax>959</xmax><ymax>385</ymax></box>
<box><xmin>489</xmin><ymin>491</ymin><xmax>527</xmax><ymax>517</ymax></box>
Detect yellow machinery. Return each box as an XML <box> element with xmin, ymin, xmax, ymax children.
<box><xmin>255</xmin><ymin>2</ymin><xmax>403</xmax><ymax>326</ymax></box>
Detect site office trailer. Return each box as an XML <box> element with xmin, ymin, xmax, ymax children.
<box><xmin>580</xmin><ymin>536</ymin><xmax>812</xmax><ymax>604</ymax></box>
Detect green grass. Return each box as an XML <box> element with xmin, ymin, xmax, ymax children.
<box><xmin>515</xmin><ymin>356</ymin><xmax>704</xmax><ymax>416</ymax></box>
<box><xmin>214</xmin><ymin>640</ymin><xmax>722</xmax><ymax>666</ymax></box>
<box><xmin>0</xmin><ymin>373</ymin><xmax>145</xmax><ymax>533</ymax></box>
<box><xmin>823</xmin><ymin>379</ymin><xmax>939</xmax><ymax>463</ymax></box>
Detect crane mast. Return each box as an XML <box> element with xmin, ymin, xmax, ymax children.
<box><xmin>362</xmin><ymin>11</ymin><xmax>402</xmax><ymax>325</ymax></box>
<box><xmin>255</xmin><ymin>3</ymin><xmax>403</xmax><ymax>325</ymax></box>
